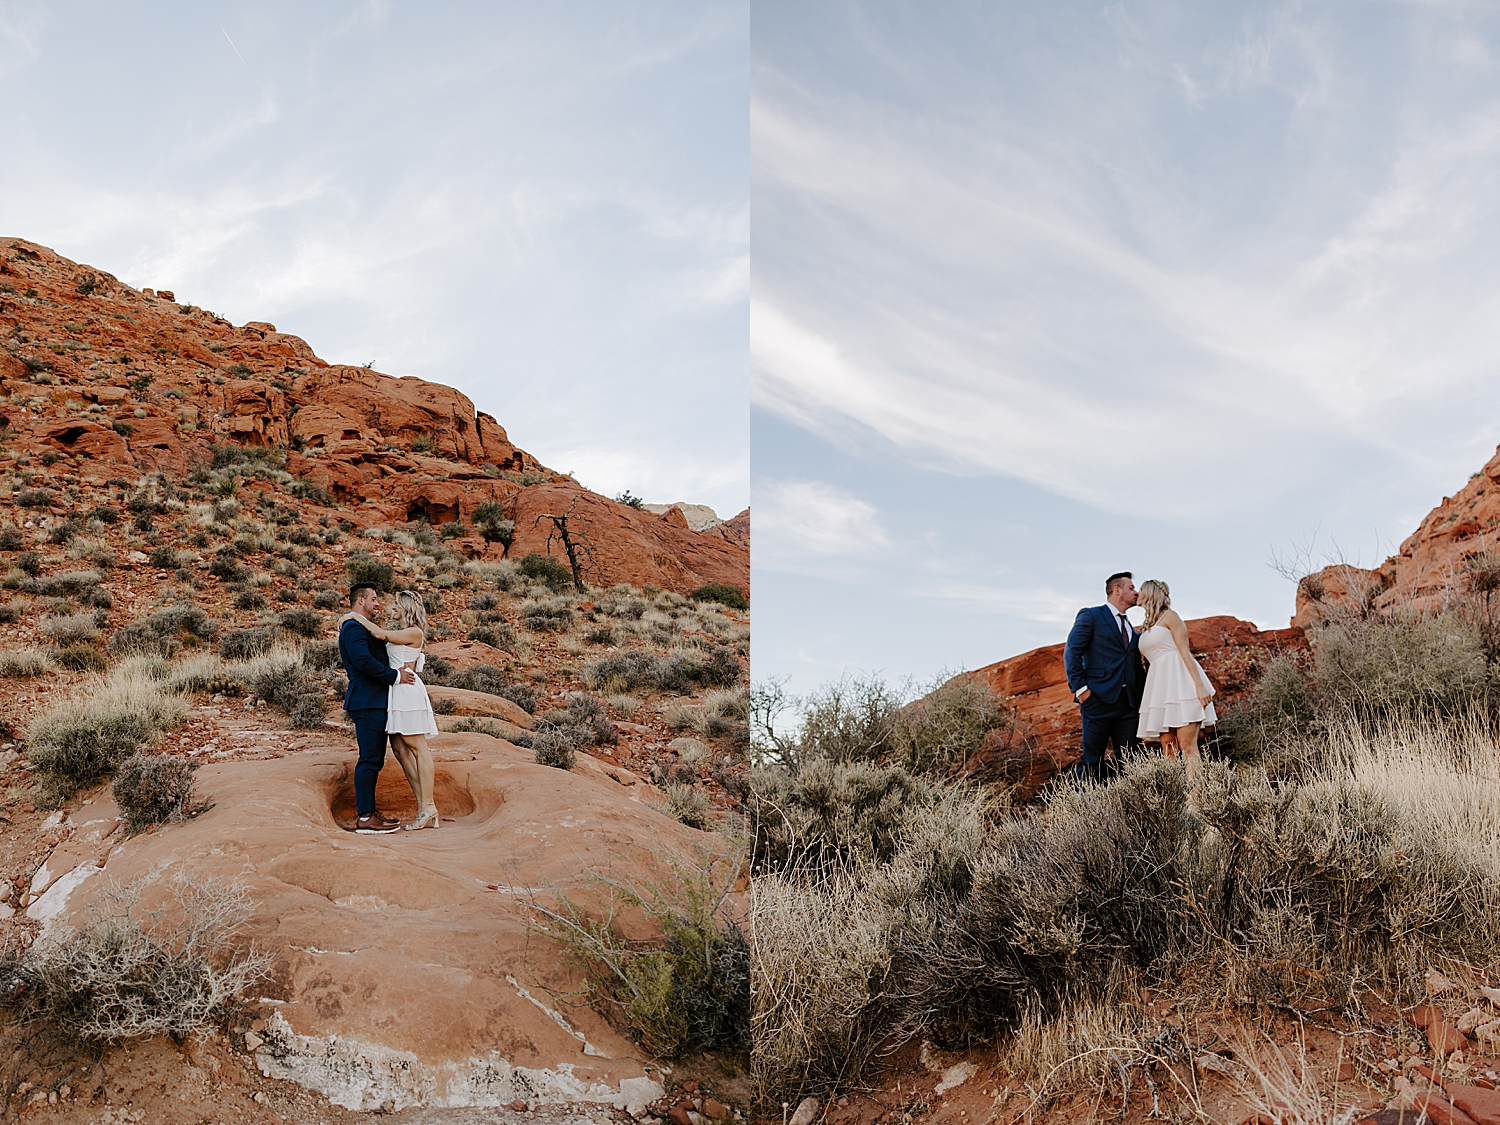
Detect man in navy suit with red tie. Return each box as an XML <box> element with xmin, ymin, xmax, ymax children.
<box><xmin>1064</xmin><ymin>572</ymin><xmax>1144</xmax><ymax>782</ymax></box>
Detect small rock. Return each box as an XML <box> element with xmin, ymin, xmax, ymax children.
<box><xmin>789</xmin><ymin>1097</ymin><xmax>819</xmax><ymax>1125</ymax></box>
<box><xmin>669</xmin><ymin>1106</ymin><xmax>693</xmax><ymax>1125</ymax></box>
<box><xmin>253</xmin><ymin>1092</ymin><xmax>266</xmax><ymax>1104</ymax></box>
<box><xmin>703</xmin><ymin>1099</ymin><xmax>729</xmax><ymax>1120</ymax></box>
<box><xmin>1481</xmin><ymin>986</ymin><xmax>1500</xmax><ymax>1008</ymax></box>
<box><xmin>618</xmin><ymin>1077</ymin><xmax>666</xmax><ymax>1118</ymax></box>
<box><xmin>1428</xmin><ymin>969</ymin><xmax>1459</xmax><ymax>996</ymax></box>
<box><xmin>511</xmin><ymin>1100</ymin><xmax>528</xmax><ymax>1112</ymax></box>
<box><xmin>1337</xmin><ymin>1061</ymin><xmax>1355</xmax><ymax>1083</ymax></box>
<box><xmin>1461</xmin><ymin>1009</ymin><xmax>1490</xmax><ymax>1034</ymax></box>
<box><xmin>243</xmin><ymin>1031</ymin><xmax>264</xmax><ymax>1052</ymax></box>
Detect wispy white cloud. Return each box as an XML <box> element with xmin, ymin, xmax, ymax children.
<box><xmin>754</xmin><ymin>478</ymin><xmax>888</xmax><ymax>571</ymax></box>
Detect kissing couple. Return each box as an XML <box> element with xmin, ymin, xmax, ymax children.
<box><xmin>337</xmin><ymin>584</ymin><xmax>444</xmax><ymax>834</ymax></box>
<box><xmin>1064</xmin><ymin>572</ymin><xmax>1217</xmax><ymax>781</ymax></box>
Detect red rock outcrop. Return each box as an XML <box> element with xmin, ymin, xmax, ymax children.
<box><xmin>1293</xmin><ymin>442</ymin><xmax>1500</xmax><ymax>627</ymax></box>
<box><xmin>958</xmin><ymin>616</ymin><xmax>1307</xmax><ymax>797</ymax></box>
<box><xmin>0</xmin><ymin>238</ymin><xmax>746</xmax><ymax>596</ymax></box>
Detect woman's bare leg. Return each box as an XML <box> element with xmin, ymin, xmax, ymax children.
<box><xmin>388</xmin><ymin>733</ymin><xmax>421</xmax><ymax>812</ymax></box>
<box><xmin>405</xmin><ymin>734</ymin><xmax>437</xmax><ymax>820</ymax></box>
<box><xmin>1159</xmin><ymin>729</ymin><xmax>1179</xmax><ymax>760</ymax></box>
<box><xmin>1176</xmin><ymin>722</ymin><xmax>1203</xmax><ymax>779</ymax></box>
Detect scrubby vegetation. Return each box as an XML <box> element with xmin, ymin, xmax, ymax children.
<box><xmin>748</xmin><ymin>588</ymin><xmax>1500</xmax><ymax>1109</ymax></box>
<box><xmin>112</xmin><ymin>751</ymin><xmax>211</xmax><ymax>834</ymax></box>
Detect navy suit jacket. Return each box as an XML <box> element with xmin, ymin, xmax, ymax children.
<box><xmin>339</xmin><ymin>619</ymin><xmax>397</xmax><ymax>712</ymax></box>
<box><xmin>1064</xmin><ymin>604</ymin><xmax>1144</xmax><ymax>710</ymax></box>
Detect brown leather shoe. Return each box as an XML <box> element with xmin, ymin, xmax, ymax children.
<box><xmin>355</xmin><ymin>814</ymin><xmax>400</xmax><ymax>834</ymax></box>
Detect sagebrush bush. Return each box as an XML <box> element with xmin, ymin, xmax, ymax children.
<box><xmin>0</xmin><ymin>528</ymin><xmax>23</xmax><ymax>550</ymax></box>
<box><xmin>312</xmin><ymin>588</ymin><xmax>342</xmax><ymax>610</ymax></box>
<box><xmin>445</xmin><ymin>716</ymin><xmax>520</xmax><ymax>740</ymax></box>
<box><xmin>532</xmin><ymin>729</ymin><xmax>576</xmax><ymax>770</ymax></box>
<box><xmin>690</xmin><ymin>583</ymin><xmax>747</xmax><ymax>610</ymax></box>
<box><xmin>56</xmin><ymin>644</ymin><xmax>108</xmax><ymax>672</ymax></box>
<box><xmin>522</xmin><ymin>599</ymin><xmax>573</xmax><ymax>632</ymax></box>
<box><xmin>221</xmin><ymin>625</ymin><xmax>277</xmax><ymax>660</ymax></box>
<box><xmin>665</xmin><ymin>783</ymin><xmax>712</xmax><ymax>829</ymax></box>
<box><xmin>536</xmin><ymin>692</ymin><xmax>617</xmax><ymax>748</ymax></box>
<box><xmin>0</xmin><ymin>871</ymin><xmax>269</xmax><ymax>1041</ymax></box>
<box><xmin>0</xmin><ymin>647</ymin><xmax>50</xmax><ymax>678</ymax></box>
<box><xmin>300</xmin><ymin>639</ymin><xmax>339</xmax><ymax>671</ymax></box>
<box><xmin>277</xmin><ymin>607</ymin><xmax>321</xmax><ymax>638</ymax></box>
<box><xmin>516</xmin><ymin>552</ymin><xmax>572</xmax><ymax>592</ymax></box>
<box><xmin>40</xmin><ymin>612</ymin><xmax>100</xmax><ymax>647</ymax></box>
<box><xmin>344</xmin><ymin>555</ymin><xmax>393</xmax><ymax>592</ymax></box>
<box><xmin>27</xmin><ymin>668</ymin><xmax>187</xmax><ymax>803</ymax></box>
<box><xmin>112</xmin><ymin>752</ymin><xmax>209</xmax><ymax>833</ymax></box>
<box><xmin>468</xmin><ymin>625</ymin><xmax>514</xmax><ymax>650</ymax></box>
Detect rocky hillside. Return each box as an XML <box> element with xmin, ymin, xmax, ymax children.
<box><xmin>1292</xmin><ymin>441</ymin><xmax>1500</xmax><ymax>627</ymax></box>
<box><xmin>0</xmin><ymin>238</ymin><xmax>748</xmax><ymax>595</ymax></box>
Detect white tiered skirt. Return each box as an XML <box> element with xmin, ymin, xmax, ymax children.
<box><xmin>386</xmin><ymin>645</ymin><xmax>440</xmax><ymax>737</ymax></box>
<box><xmin>1137</xmin><ymin>652</ymin><xmax>1217</xmax><ymax>739</ymax></box>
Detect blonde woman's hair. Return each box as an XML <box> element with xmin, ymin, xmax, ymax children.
<box><xmin>1138</xmin><ymin>579</ymin><xmax>1171</xmax><ymax>629</ymax></box>
<box><xmin>391</xmin><ymin>590</ymin><xmax>427</xmax><ymax>632</ymax></box>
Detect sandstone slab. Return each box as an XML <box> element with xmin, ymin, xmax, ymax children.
<box><xmin>28</xmin><ymin>732</ymin><xmax>716</xmax><ymax>1112</ymax></box>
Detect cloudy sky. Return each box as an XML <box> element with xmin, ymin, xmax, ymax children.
<box><xmin>753</xmin><ymin>1</ymin><xmax>1500</xmax><ymax>695</ymax></box>
<box><xmin>0</xmin><ymin>1</ymin><xmax>747</xmax><ymax>517</ymax></box>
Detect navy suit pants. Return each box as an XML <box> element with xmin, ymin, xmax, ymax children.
<box><xmin>1077</xmin><ymin>698</ymin><xmax>1139</xmax><ymax>782</ymax></box>
<box><xmin>349</xmin><ymin>707</ymin><xmax>388</xmax><ymax>816</ymax></box>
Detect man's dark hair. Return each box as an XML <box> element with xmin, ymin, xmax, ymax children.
<box><xmin>1105</xmin><ymin>572</ymin><xmax>1133</xmax><ymax>596</ymax></box>
<box><xmin>348</xmin><ymin>583</ymin><xmax>377</xmax><ymax>607</ymax></box>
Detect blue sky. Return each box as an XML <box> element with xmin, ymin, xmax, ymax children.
<box><xmin>0</xmin><ymin>1</ymin><xmax>747</xmax><ymax>518</ymax></box>
<box><xmin>753</xmin><ymin>1</ymin><xmax>1500</xmax><ymax>695</ymax></box>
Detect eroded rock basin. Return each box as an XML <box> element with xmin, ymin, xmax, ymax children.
<box><xmin>25</xmin><ymin>733</ymin><xmax>705</xmax><ymax>1113</ymax></box>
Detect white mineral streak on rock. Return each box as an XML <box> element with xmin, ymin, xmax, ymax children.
<box><xmin>27</xmin><ymin>861</ymin><xmax>101</xmax><ymax>929</ymax></box>
<box><xmin>507</xmin><ymin>974</ymin><xmax>611</xmax><ymax>1058</ymax></box>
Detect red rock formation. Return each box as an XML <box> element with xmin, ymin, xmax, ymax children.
<box><xmin>959</xmin><ymin>616</ymin><xmax>1307</xmax><ymax>797</ymax></box>
<box><xmin>0</xmin><ymin>238</ymin><xmax>746</xmax><ymax>595</ymax></box>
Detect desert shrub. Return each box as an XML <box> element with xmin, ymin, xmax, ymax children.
<box><xmin>27</xmin><ymin>667</ymin><xmax>187</xmax><ymax>803</ymax></box>
<box><xmin>537</xmin><ymin>692</ymin><xmax>617</xmax><ymax>748</ymax></box>
<box><xmin>0</xmin><ymin>529</ymin><xmax>23</xmax><ymax>550</ymax></box>
<box><xmin>14</xmin><ymin>488</ymin><xmax>52</xmax><ymax>508</ymax></box>
<box><xmin>277</xmin><ymin>607</ymin><xmax>321</xmax><ymax>638</ymax></box>
<box><xmin>274</xmin><ymin>587</ymin><xmax>298</xmax><ymax>603</ymax></box>
<box><xmin>531</xmin><ymin>729</ymin><xmax>577</xmax><ymax>769</ymax></box>
<box><xmin>0</xmin><ymin>870</ymin><xmax>270</xmax><ymax>1040</ymax></box>
<box><xmin>234</xmin><ymin>590</ymin><xmax>265</xmax><ymax>610</ymax></box>
<box><xmin>423</xmin><ymin>654</ymin><xmax>454</xmax><ymax>681</ymax></box>
<box><xmin>516</xmin><ymin>552</ymin><xmax>572</xmax><ymax>592</ymax></box>
<box><xmin>48</xmin><ymin>519</ymin><xmax>82</xmax><ymax>545</ymax></box>
<box><xmin>0</xmin><ymin>604</ymin><xmax>20</xmax><ymax>623</ymax></box>
<box><xmin>438</xmin><ymin>520</ymin><xmax>467</xmax><ymax>540</ymax></box>
<box><xmin>312</xmin><ymin>589</ymin><xmax>342</xmax><ymax>610</ymax></box>
<box><xmin>522</xmin><ymin>599</ymin><xmax>573</xmax><ymax>632</ymax></box>
<box><xmin>664</xmin><ymin>783</ymin><xmax>712</xmax><ymax>829</ymax></box>
<box><xmin>147</xmin><ymin>604</ymin><xmax>218</xmax><ymax>640</ymax></box>
<box><xmin>209</xmin><ymin>555</ymin><xmax>249</xmax><ymax>582</ymax></box>
<box><xmin>889</xmin><ymin>675</ymin><xmax>1012</xmax><ymax>774</ymax></box>
<box><xmin>285</xmin><ymin>692</ymin><xmax>328</xmax><ymax>729</ymax></box>
<box><xmin>81</xmin><ymin>585</ymin><xmax>113</xmax><ymax>608</ymax></box>
<box><xmin>109</xmin><ymin>623</ymin><xmax>166</xmax><ymax>656</ymax></box>
<box><xmin>56</xmin><ymin>644</ymin><xmax>108</xmax><ymax>672</ymax></box>
<box><xmin>468</xmin><ymin>625</ymin><xmax>515</xmax><ymax>650</ymax></box>
<box><xmin>585</xmin><ymin>624</ymin><xmax>615</xmax><ymax>645</ymax></box>
<box><xmin>472</xmin><ymin>501</ymin><xmax>515</xmax><ymax>547</ymax></box>
<box><xmin>220</xmin><ymin>626</ymin><xmax>277</xmax><ymax>660</ymax></box>
<box><xmin>16</xmin><ymin>550</ymin><xmax>42</xmax><ymax>576</ymax></box>
<box><xmin>529</xmin><ymin>856</ymin><xmax>748</xmax><ymax>1061</ymax></box>
<box><xmin>0</xmin><ymin>647</ymin><xmax>50</xmax><ymax>678</ymax></box>
<box><xmin>112</xmin><ymin>752</ymin><xmax>210</xmax><ymax>833</ymax></box>
<box><xmin>432</xmin><ymin>695</ymin><xmax>457</xmax><ymax>715</ymax></box>
<box><xmin>343</xmin><ymin>555</ymin><xmax>394</xmax><ymax>593</ymax></box>
<box><xmin>690</xmin><ymin>583</ymin><xmax>747</xmax><ymax>611</ymax></box>
<box><xmin>444</xmin><ymin>716</ymin><xmax>519</xmax><ymax>740</ymax></box>
<box><xmin>88</xmin><ymin>505</ymin><xmax>119</xmax><ymax>526</ymax></box>
<box><xmin>300</xmin><ymin>639</ymin><xmax>339</xmax><ymax>671</ymax></box>
<box><xmin>40</xmin><ymin>612</ymin><xmax>99</xmax><ymax>647</ymax></box>
<box><xmin>147</xmin><ymin>545</ymin><xmax>180</xmax><ymax>568</ymax></box>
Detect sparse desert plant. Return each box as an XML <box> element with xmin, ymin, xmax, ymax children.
<box><xmin>343</xmin><ymin>555</ymin><xmax>394</xmax><ymax>593</ymax></box>
<box><xmin>277</xmin><ymin>607</ymin><xmax>321</xmax><ymax>638</ymax></box>
<box><xmin>664</xmin><ymin>783</ymin><xmax>712</xmax><ymax>829</ymax></box>
<box><xmin>27</xmin><ymin>666</ymin><xmax>188</xmax><ymax>803</ymax></box>
<box><xmin>0</xmin><ymin>603</ymin><xmax>21</xmax><ymax>623</ymax></box>
<box><xmin>55</xmin><ymin>643</ymin><xmax>108</xmax><ymax>672</ymax></box>
<box><xmin>112</xmin><ymin>751</ymin><xmax>212</xmax><ymax>833</ymax></box>
<box><xmin>14</xmin><ymin>487</ymin><xmax>52</xmax><ymax>509</ymax></box>
<box><xmin>0</xmin><ymin>869</ymin><xmax>270</xmax><ymax>1040</ymax></box>
<box><xmin>147</xmin><ymin>545</ymin><xmax>180</xmax><ymax>568</ymax></box>
<box><xmin>536</xmin><ymin>692</ymin><xmax>617</xmax><ymax>747</ymax></box>
<box><xmin>312</xmin><ymin>588</ymin><xmax>342</xmax><ymax>610</ymax></box>
<box><xmin>244</xmin><ymin>655</ymin><xmax>326</xmax><ymax>728</ymax></box>
<box><xmin>522</xmin><ymin>598</ymin><xmax>573</xmax><ymax>632</ymax></box>
<box><xmin>889</xmin><ymin>674</ymin><xmax>1012</xmax><ymax>775</ymax></box>
<box><xmin>0</xmin><ymin>528</ymin><xmax>23</xmax><ymax>550</ymax></box>
<box><xmin>16</xmin><ymin>550</ymin><xmax>42</xmax><ymax>576</ymax></box>
<box><xmin>524</xmin><ymin>847</ymin><xmax>748</xmax><ymax>1061</ymax></box>
<box><xmin>690</xmin><ymin>583</ymin><xmax>747</xmax><ymax>610</ymax></box>
<box><xmin>468</xmin><ymin>625</ymin><xmax>515</xmax><ymax>650</ymax></box>
<box><xmin>0</xmin><ymin>647</ymin><xmax>51</xmax><ymax>678</ymax></box>
<box><xmin>531</xmin><ymin>729</ymin><xmax>577</xmax><ymax>770</ymax></box>
<box><xmin>443</xmin><ymin>716</ymin><xmax>520</xmax><ymax>740</ymax></box>
<box><xmin>516</xmin><ymin>552</ymin><xmax>572</xmax><ymax>593</ymax></box>
<box><xmin>220</xmin><ymin>625</ymin><xmax>278</xmax><ymax>660</ymax></box>
<box><xmin>40</xmin><ymin>612</ymin><xmax>100</xmax><ymax>647</ymax></box>
<box><xmin>300</xmin><ymin>639</ymin><xmax>339</xmax><ymax>671</ymax></box>
<box><xmin>234</xmin><ymin>590</ymin><xmax>266</xmax><ymax>610</ymax></box>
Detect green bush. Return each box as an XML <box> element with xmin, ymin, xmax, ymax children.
<box><xmin>56</xmin><ymin>644</ymin><xmax>108</xmax><ymax>672</ymax></box>
<box><xmin>344</xmin><ymin>555</ymin><xmax>394</xmax><ymax>593</ymax></box>
<box><xmin>277</xmin><ymin>607</ymin><xmax>321</xmax><ymax>638</ymax></box>
<box><xmin>517</xmin><ymin>552</ymin><xmax>572</xmax><ymax>592</ymax></box>
<box><xmin>690</xmin><ymin>583</ymin><xmax>747</xmax><ymax>610</ymax></box>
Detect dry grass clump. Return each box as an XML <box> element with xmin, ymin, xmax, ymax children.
<box><xmin>27</xmin><ymin>666</ymin><xmax>187</xmax><ymax>804</ymax></box>
<box><xmin>0</xmin><ymin>870</ymin><xmax>269</xmax><ymax>1040</ymax></box>
<box><xmin>0</xmin><ymin>647</ymin><xmax>51</xmax><ymax>678</ymax></box>
<box><xmin>664</xmin><ymin>783</ymin><xmax>712</xmax><ymax>829</ymax></box>
<box><xmin>39</xmin><ymin>612</ymin><xmax>99</xmax><ymax>647</ymax></box>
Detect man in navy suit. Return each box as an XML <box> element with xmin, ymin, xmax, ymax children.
<box><xmin>338</xmin><ymin>583</ymin><xmax>415</xmax><ymax>834</ymax></box>
<box><xmin>1064</xmin><ymin>572</ymin><xmax>1144</xmax><ymax>782</ymax></box>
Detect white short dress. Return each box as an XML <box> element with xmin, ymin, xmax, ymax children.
<box><xmin>1137</xmin><ymin>624</ymin><xmax>1217</xmax><ymax>739</ymax></box>
<box><xmin>386</xmin><ymin>643</ymin><xmax>439</xmax><ymax>738</ymax></box>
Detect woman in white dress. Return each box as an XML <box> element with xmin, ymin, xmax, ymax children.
<box><xmin>341</xmin><ymin>591</ymin><xmax>442</xmax><ymax>831</ymax></box>
<box><xmin>1135</xmin><ymin>580</ymin><xmax>1216</xmax><ymax>779</ymax></box>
